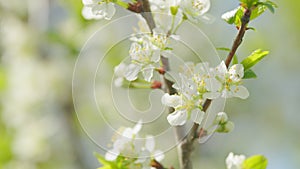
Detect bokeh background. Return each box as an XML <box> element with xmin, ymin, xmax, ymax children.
<box><xmin>0</xmin><ymin>0</ymin><xmax>299</xmax><ymax>169</ymax></box>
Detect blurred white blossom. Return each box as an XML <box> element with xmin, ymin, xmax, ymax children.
<box><xmin>81</xmin><ymin>0</ymin><xmax>116</xmax><ymax>20</ymax></box>
<box><xmin>226</xmin><ymin>152</ymin><xmax>246</xmax><ymax>169</ymax></box>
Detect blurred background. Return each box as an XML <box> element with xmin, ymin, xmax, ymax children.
<box><xmin>0</xmin><ymin>0</ymin><xmax>299</xmax><ymax>169</ymax></box>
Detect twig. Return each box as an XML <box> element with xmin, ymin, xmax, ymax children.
<box><xmin>225</xmin><ymin>9</ymin><xmax>251</xmax><ymax>68</ymax></box>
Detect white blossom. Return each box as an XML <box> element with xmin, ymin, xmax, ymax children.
<box><xmin>204</xmin><ymin>61</ymin><xmax>249</xmax><ymax>99</ymax></box>
<box><xmin>180</xmin><ymin>0</ymin><xmax>211</xmax><ymax>22</ymax></box>
<box><xmin>81</xmin><ymin>0</ymin><xmax>116</xmax><ymax>20</ymax></box>
<box><xmin>226</xmin><ymin>152</ymin><xmax>246</xmax><ymax>169</ymax></box>
<box><xmin>162</xmin><ymin>91</ymin><xmax>205</xmax><ymax>126</ymax></box>
<box><xmin>105</xmin><ymin>120</ymin><xmax>142</xmax><ymax>161</ymax></box>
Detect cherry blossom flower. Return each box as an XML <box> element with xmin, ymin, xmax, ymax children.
<box><xmin>205</xmin><ymin>61</ymin><xmax>249</xmax><ymax>99</ymax></box>
<box><xmin>180</xmin><ymin>0</ymin><xmax>211</xmax><ymax>23</ymax></box>
<box><xmin>161</xmin><ymin>93</ymin><xmax>205</xmax><ymax>126</ymax></box>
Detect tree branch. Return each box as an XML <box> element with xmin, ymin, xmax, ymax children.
<box><xmin>179</xmin><ymin>8</ymin><xmax>252</xmax><ymax>169</ymax></box>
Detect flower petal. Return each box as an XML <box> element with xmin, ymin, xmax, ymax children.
<box><xmin>167</xmin><ymin>110</ymin><xmax>187</xmax><ymax>126</ymax></box>
<box><xmin>105</xmin><ymin>149</ymin><xmax>119</xmax><ymax>161</ymax></box>
<box><xmin>142</xmin><ymin>65</ymin><xmax>154</xmax><ymax>82</ymax></box>
<box><xmin>132</xmin><ymin>120</ymin><xmax>143</xmax><ymax>134</ymax></box>
<box><xmin>229</xmin><ymin>64</ymin><xmax>244</xmax><ymax>82</ymax></box>
<box><xmin>161</xmin><ymin>93</ymin><xmax>182</xmax><ymax>108</ymax></box>
<box><xmin>145</xmin><ymin>135</ymin><xmax>155</xmax><ymax>152</ymax></box>
<box><xmin>231</xmin><ymin>85</ymin><xmax>249</xmax><ymax>99</ymax></box>
<box><xmin>125</xmin><ymin>64</ymin><xmax>141</xmax><ymax>81</ymax></box>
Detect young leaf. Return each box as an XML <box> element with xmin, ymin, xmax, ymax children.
<box><xmin>239</xmin><ymin>0</ymin><xmax>259</xmax><ymax>8</ymax></box>
<box><xmin>241</xmin><ymin>49</ymin><xmax>269</xmax><ymax>70</ymax></box>
<box><xmin>95</xmin><ymin>153</ymin><xmax>118</xmax><ymax>169</ymax></box>
<box><xmin>250</xmin><ymin>4</ymin><xmax>267</xmax><ymax>21</ymax></box>
<box><xmin>262</xmin><ymin>1</ymin><xmax>278</xmax><ymax>14</ymax></box>
<box><xmin>243</xmin><ymin>69</ymin><xmax>257</xmax><ymax>79</ymax></box>
<box><xmin>242</xmin><ymin>155</ymin><xmax>268</xmax><ymax>169</ymax></box>
<box><xmin>221</xmin><ymin>7</ymin><xmax>244</xmax><ymax>27</ymax></box>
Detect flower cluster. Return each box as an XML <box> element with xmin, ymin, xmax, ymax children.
<box><xmin>105</xmin><ymin>121</ymin><xmax>164</xmax><ymax>168</ymax></box>
<box><xmin>150</xmin><ymin>0</ymin><xmax>211</xmax><ymax>23</ymax></box>
<box><xmin>162</xmin><ymin>61</ymin><xmax>249</xmax><ymax>126</ymax></box>
<box><xmin>114</xmin><ymin>28</ymin><xmax>178</xmax><ymax>84</ymax></box>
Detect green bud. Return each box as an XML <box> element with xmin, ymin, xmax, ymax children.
<box><xmin>216</xmin><ymin>121</ymin><xmax>234</xmax><ymax>133</ymax></box>
<box><xmin>170</xmin><ymin>6</ymin><xmax>179</xmax><ymax>16</ymax></box>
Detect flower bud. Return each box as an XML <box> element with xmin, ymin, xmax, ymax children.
<box><xmin>214</xmin><ymin>112</ymin><xmax>228</xmax><ymax>125</ymax></box>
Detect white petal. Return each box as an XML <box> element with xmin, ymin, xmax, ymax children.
<box><xmin>105</xmin><ymin>149</ymin><xmax>119</xmax><ymax>161</ymax></box>
<box><xmin>215</xmin><ymin>61</ymin><xmax>227</xmax><ymax>75</ymax></box>
<box><xmin>229</xmin><ymin>64</ymin><xmax>244</xmax><ymax>82</ymax></box>
<box><xmin>153</xmin><ymin>150</ymin><xmax>165</xmax><ymax>162</ymax></box>
<box><xmin>161</xmin><ymin>93</ymin><xmax>182</xmax><ymax>108</ymax></box>
<box><xmin>132</xmin><ymin>120</ymin><xmax>143</xmax><ymax>134</ymax></box>
<box><xmin>81</xmin><ymin>6</ymin><xmax>103</xmax><ymax>20</ymax></box>
<box><xmin>125</xmin><ymin>64</ymin><xmax>141</xmax><ymax>81</ymax></box>
<box><xmin>114</xmin><ymin>77</ymin><xmax>124</xmax><ymax>87</ymax></box>
<box><xmin>191</xmin><ymin>109</ymin><xmax>205</xmax><ymax>125</ymax></box>
<box><xmin>145</xmin><ymin>135</ymin><xmax>155</xmax><ymax>152</ymax></box>
<box><xmin>167</xmin><ymin>110</ymin><xmax>187</xmax><ymax>126</ymax></box>
<box><xmin>231</xmin><ymin>85</ymin><xmax>249</xmax><ymax>99</ymax></box>
<box><xmin>122</xmin><ymin>128</ymin><xmax>134</xmax><ymax>138</ymax></box>
<box><xmin>142</xmin><ymin>65</ymin><xmax>154</xmax><ymax>82</ymax></box>
<box><xmin>104</xmin><ymin>3</ymin><xmax>116</xmax><ymax>20</ymax></box>
<box><xmin>205</xmin><ymin>77</ymin><xmax>221</xmax><ymax>92</ymax></box>
<box><xmin>151</xmin><ymin>49</ymin><xmax>161</xmax><ymax>63</ymax></box>
<box><xmin>203</xmin><ymin>91</ymin><xmax>220</xmax><ymax>99</ymax></box>
<box><xmin>82</xmin><ymin>0</ymin><xmax>93</xmax><ymax>5</ymax></box>
<box><xmin>114</xmin><ymin>63</ymin><xmax>127</xmax><ymax>77</ymax></box>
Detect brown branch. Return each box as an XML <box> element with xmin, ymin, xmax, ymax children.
<box><xmin>225</xmin><ymin>9</ymin><xmax>252</xmax><ymax>68</ymax></box>
<box><xmin>138</xmin><ymin>0</ymin><xmax>156</xmax><ymax>32</ymax></box>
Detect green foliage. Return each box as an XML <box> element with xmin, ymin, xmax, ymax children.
<box><xmin>223</xmin><ymin>0</ymin><xmax>277</xmax><ymax>27</ymax></box>
<box><xmin>222</xmin><ymin>7</ymin><xmax>244</xmax><ymax>27</ymax></box>
<box><xmin>241</xmin><ymin>49</ymin><xmax>269</xmax><ymax>70</ymax></box>
<box><xmin>242</xmin><ymin>155</ymin><xmax>268</xmax><ymax>169</ymax></box>
<box><xmin>240</xmin><ymin>0</ymin><xmax>259</xmax><ymax>8</ymax></box>
<box><xmin>243</xmin><ymin>69</ymin><xmax>257</xmax><ymax>79</ymax></box>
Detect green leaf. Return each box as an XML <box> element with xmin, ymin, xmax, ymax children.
<box><xmin>242</xmin><ymin>155</ymin><xmax>268</xmax><ymax>169</ymax></box>
<box><xmin>243</xmin><ymin>69</ymin><xmax>257</xmax><ymax>79</ymax></box>
<box><xmin>241</xmin><ymin>49</ymin><xmax>269</xmax><ymax>70</ymax></box>
<box><xmin>221</xmin><ymin>7</ymin><xmax>244</xmax><ymax>27</ymax></box>
<box><xmin>95</xmin><ymin>153</ymin><xmax>119</xmax><ymax>169</ymax></box>
<box><xmin>262</xmin><ymin>1</ymin><xmax>278</xmax><ymax>14</ymax></box>
<box><xmin>250</xmin><ymin>4</ymin><xmax>267</xmax><ymax>21</ymax></box>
